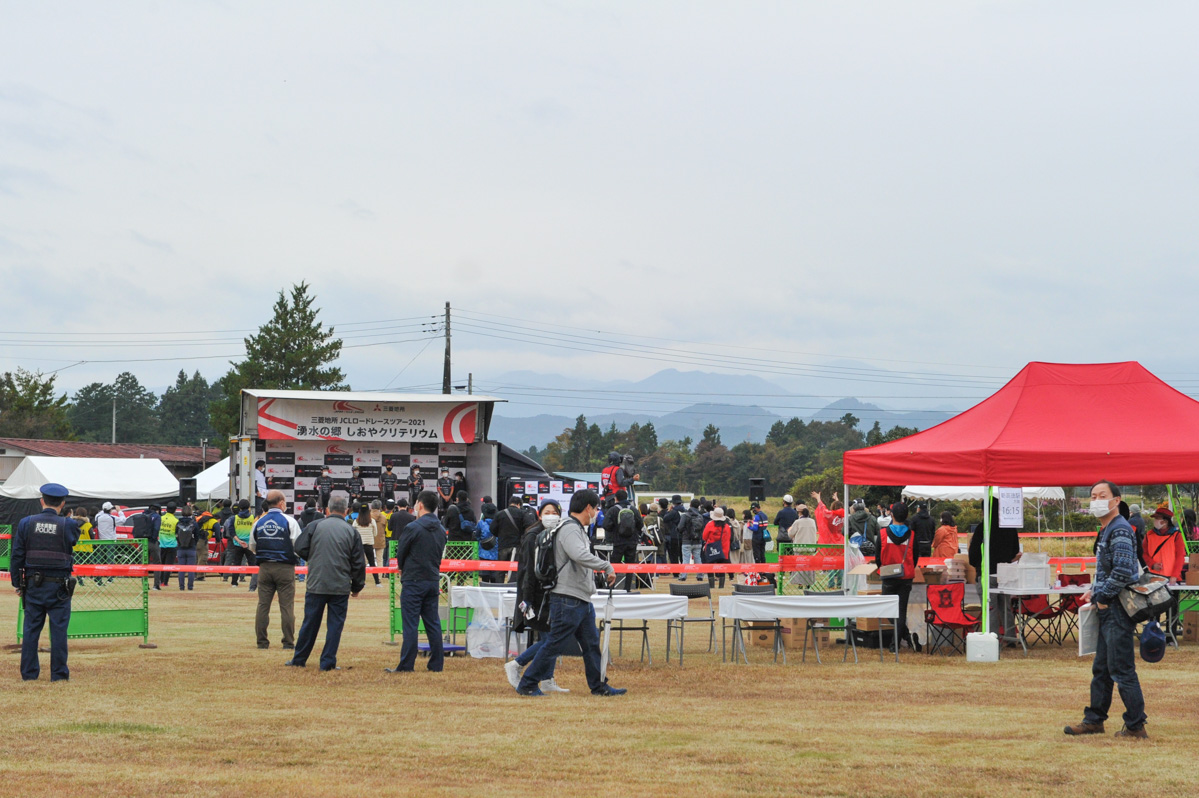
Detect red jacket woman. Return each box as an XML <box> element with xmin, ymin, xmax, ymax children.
<box><xmin>703</xmin><ymin>508</ymin><xmax>733</xmax><ymax>589</ymax></box>
<box><xmin>1145</xmin><ymin>506</ymin><xmax>1186</xmax><ymax>582</ymax></box>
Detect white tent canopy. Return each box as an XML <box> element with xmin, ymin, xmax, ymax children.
<box><xmin>902</xmin><ymin>485</ymin><xmax>1066</xmax><ymax>501</ymax></box>
<box><xmin>196</xmin><ymin>457</ymin><xmax>231</xmax><ymax>501</ymax></box>
<box><xmin>0</xmin><ymin>456</ymin><xmax>180</xmax><ymax>500</ymax></box>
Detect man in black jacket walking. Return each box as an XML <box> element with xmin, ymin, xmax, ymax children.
<box><xmin>491</xmin><ymin>495</ymin><xmax>526</xmax><ymax>584</ymax></box>
<box><xmin>387</xmin><ymin>490</ymin><xmax>446</xmax><ymax>673</ymax></box>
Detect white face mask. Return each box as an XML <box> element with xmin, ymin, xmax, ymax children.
<box><xmin>541</xmin><ymin>514</ymin><xmax>560</xmax><ymax>529</ymax></box>
<box><xmin>1154</xmin><ymin>519</ymin><xmax>1167</xmax><ymax>530</ymax></box>
<box><xmin>1088</xmin><ymin>499</ymin><xmax>1110</xmax><ymax>518</ymax></box>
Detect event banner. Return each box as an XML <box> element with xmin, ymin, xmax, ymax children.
<box><xmin>256</xmin><ymin>397</ymin><xmax>478</xmax><ymax>444</ymax></box>
<box><xmin>261</xmin><ymin>441</ymin><xmax>471</xmax><ymax>509</ymax></box>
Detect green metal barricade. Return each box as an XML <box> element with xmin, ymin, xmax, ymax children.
<box><xmin>388</xmin><ymin>540</ymin><xmax>479</xmax><ymax>642</ymax></box>
<box><xmin>776</xmin><ymin>542</ymin><xmax>844</xmax><ymax>595</ymax></box>
<box><xmin>16</xmin><ymin>539</ymin><xmax>149</xmax><ymax>643</ymax></box>
<box><xmin>0</xmin><ymin>527</ymin><xmax>11</xmax><ymax>571</ymax></box>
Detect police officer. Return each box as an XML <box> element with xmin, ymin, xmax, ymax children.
<box><xmin>379</xmin><ymin>463</ymin><xmax>399</xmax><ymax>504</ymax></box>
<box><xmin>346</xmin><ymin>466</ymin><xmax>365</xmax><ymax>508</ymax></box>
<box><xmin>10</xmin><ymin>483</ymin><xmax>79</xmax><ymax>681</ymax></box>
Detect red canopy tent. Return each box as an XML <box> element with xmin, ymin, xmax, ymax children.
<box><xmin>844</xmin><ymin>361</ymin><xmax>1199</xmax><ymax>487</ymax></box>
<box><xmin>842</xmin><ymin>361</ymin><xmax>1199</xmax><ymax>641</ymax></box>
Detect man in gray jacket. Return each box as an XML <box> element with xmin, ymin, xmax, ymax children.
<box><xmin>286</xmin><ymin>496</ymin><xmax>366</xmax><ymax>671</ymax></box>
<box><xmin>516</xmin><ymin>489</ymin><xmax>625</xmax><ymax>697</ymax></box>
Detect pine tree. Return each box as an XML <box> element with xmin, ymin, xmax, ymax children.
<box><xmin>210</xmin><ymin>282</ymin><xmax>346</xmax><ymax>445</ymax></box>
<box><xmin>0</xmin><ymin>368</ymin><xmax>73</xmax><ymax>439</ymax></box>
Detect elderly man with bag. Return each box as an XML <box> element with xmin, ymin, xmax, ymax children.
<box><xmin>1064</xmin><ymin>480</ymin><xmax>1148</xmax><ymax>739</ymax></box>
<box><xmin>286</xmin><ymin>496</ymin><xmax>365</xmax><ymax>671</ymax></box>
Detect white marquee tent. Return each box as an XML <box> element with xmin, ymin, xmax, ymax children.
<box><xmin>195</xmin><ymin>457</ymin><xmax>231</xmax><ymax>501</ymax></box>
<box><xmin>901</xmin><ymin>485</ymin><xmax>1066</xmax><ymax>501</ymax></box>
<box><xmin>0</xmin><ymin>456</ymin><xmax>181</xmax><ymax>524</ymax></box>
<box><xmin>0</xmin><ymin>456</ymin><xmax>179</xmax><ymax>500</ymax></box>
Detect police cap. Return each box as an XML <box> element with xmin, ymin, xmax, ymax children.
<box><xmin>39</xmin><ymin>483</ymin><xmax>69</xmax><ymax>500</ymax></box>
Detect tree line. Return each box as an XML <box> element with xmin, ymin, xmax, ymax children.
<box><xmin>527</xmin><ymin>413</ymin><xmax>918</xmax><ymax>498</ymax></box>
<box><xmin>0</xmin><ymin>283</ymin><xmax>343</xmax><ymax>452</ymax></box>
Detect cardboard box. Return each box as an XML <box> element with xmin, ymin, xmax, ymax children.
<box><xmin>745</xmin><ymin>621</ymin><xmax>776</xmax><ymax>649</ymax></box>
<box><xmin>1187</xmin><ymin>567</ymin><xmax>1199</xmax><ymax>587</ymax></box>
<box><xmin>922</xmin><ymin>568</ymin><xmax>946</xmax><ymax>585</ymax></box>
<box><xmin>866</xmin><ymin>571</ymin><xmax>882</xmax><ymax>585</ymax></box>
<box><xmin>1183</xmin><ymin>612</ymin><xmax>1199</xmax><ymax>643</ymax></box>
<box><xmin>912</xmin><ymin>568</ymin><xmax>925</xmax><ymax>584</ymax></box>
<box><xmin>965</xmin><ymin>565</ymin><xmax>978</xmax><ymax>584</ymax></box>
<box><xmin>954</xmin><ymin>553</ymin><xmax>970</xmax><ymax>566</ymax></box>
<box><xmin>779</xmin><ymin>618</ymin><xmax>828</xmax><ymax>649</ymax></box>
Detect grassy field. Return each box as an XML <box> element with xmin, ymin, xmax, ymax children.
<box><xmin>1</xmin><ymin>577</ymin><xmax>1193</xmax><ymax>798</ymax></box>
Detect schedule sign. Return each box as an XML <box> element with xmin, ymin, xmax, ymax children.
<box><xmin>998</xmin><ymin>487</ymin><xmax>1024</xmax><ymax>528</ymax></box>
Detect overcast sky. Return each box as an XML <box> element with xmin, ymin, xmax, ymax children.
<box><xmin>3</xmin><ymin>2</ymin><xmax>1198</xmax><ymax>415</ymax></box>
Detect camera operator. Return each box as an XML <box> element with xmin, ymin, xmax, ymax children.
<box><xmin>600</xmin><ymin>452</ymin><xmax>639</xmax><ymax>500</ymax></box>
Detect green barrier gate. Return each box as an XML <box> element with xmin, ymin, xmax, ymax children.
<box><xmin>16</xmin><ymin>539</ymin><xmax>149</xmax><ymax>644</ymax></box>
<box><xmin>388</xmin><ymin>540</ymin><xmax>479</xmax><ymax>642</ymax></box>
<box><xmin>776</xmin><ymin>542</ymin><xmax>844</xmax><ymax>595</ymax></box>
<box><xmin>0</xmin><ymin>527</ymin><xmax>11</xmax><ymax>571</ymax></box>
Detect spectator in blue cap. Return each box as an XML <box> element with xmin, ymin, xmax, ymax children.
<box><xmin>10</xmin><ymin>483</ymin><xmax>79</xmax><ymax>681</ymax></box>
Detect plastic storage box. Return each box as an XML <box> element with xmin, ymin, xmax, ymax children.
<box><xmin>967</xmin><ymin>632</ymin><xmax>999</xmax><ymax>662</ymax></box>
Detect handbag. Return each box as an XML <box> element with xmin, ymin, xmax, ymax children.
<box><xmin>878</xmin><ymin>563</ymin><xmax>906</xmax><ymax>579</ymax></box>
<box><xmin>703</xmin><ymin>540</ymin><xmax>725</xmax><ymax>562</ymax></box>
<box><xmin>1117</xmin><ymin>573</ymin><xmax>1172</xmax><ymax>624</ymax></box>
<box><xmin>729</xmin><ymin>532</ymin><xmax>741</xmax><ymax>552</ymax></box>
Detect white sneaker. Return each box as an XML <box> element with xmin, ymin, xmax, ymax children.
<box><xmin>504</xmin><ymin>659</ymin><xmax>521</xmax><ymax>689</ymax></box>
<box><xmin>540</xmin><ymin>678</ymin><xmax>570</xmax><ymax>693</ymax></box>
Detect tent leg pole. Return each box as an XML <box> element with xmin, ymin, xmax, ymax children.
<box><xmin>843</xmin><ymin>483</ymin><xmax>850</xmax><ymax>596</ymax></box>
<box><xmin>982</xmin><ymin>487</ymin><xmax>992</xmax><ymax>638</ymax></box>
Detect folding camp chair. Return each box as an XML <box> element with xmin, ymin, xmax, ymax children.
<box><xmin>723</xmin><ymin>584</ymin><xmax>783</xmax><ymax>664</ymax></box>
<box><xmin>666</xmin><ymin>581</ymin><xmax>716</xmax><ymax>666</ymax></box>
<box><xmin>801</xmin><ymin>590</ymin><xmax>857</xmax><ymax>664</ymax></box>
<box><xmin>923</xmin><ymin>582</ymin><xmax>980</xmax><ymax>655</ymax></box>
<box><xmin>1057</xmin><ymin>573</ymin><xmax>1091</xmax><ymax>640</ymax></box>
<box><xmin>1012</xmin><ymin>594</ymin><xmax>1063</xmax><ymax>647</ymax></box>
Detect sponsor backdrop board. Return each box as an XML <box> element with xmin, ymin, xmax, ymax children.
<box><xmin>515</xmin><ymin>480</ymin><xmax>596</xmax><ymax>512</ymax></box>
<box><xmin>257</xmin><ymin>441</ymin><xmax>476</xmax><ymax>511</ymax></box>
<box><xmin>256</xmin><ymin>397</ymin><xmax>479</xmax><ymax>444</ymax></box>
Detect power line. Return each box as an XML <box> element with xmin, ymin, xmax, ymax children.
<box><xmin>451</xmin><ymin>321</ymin><xmax>1002</xmax><ymax>389</ymax></box>
<box><xmin>456</xmin><ymin>307</ymin><xmax>1018</xmax><ymax>373</ymax></box>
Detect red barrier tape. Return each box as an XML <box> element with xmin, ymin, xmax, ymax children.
<box><xmin>0</xmin><ymin>557</ymin><xmax>1101</xmax><ymax>579</ymax></box>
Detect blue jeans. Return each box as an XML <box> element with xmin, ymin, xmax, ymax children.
<box><xmin>1084</xmin><ymin>602</ymin><xmax>1147</xmax><ymax>729</ymax></box>
<box><xmin>681</xmin><ymin>543</ymin><xmax>703</xmax><ymax>577</ymax></box>
<box><xmin>176</xmin><ymin>547</ymin><xmax>196</xmax><ymax>590</ymax></box>
<box><xmin>518</xmin><ymin>594</ymin><xmax>603</xmax><ymax>692</ymax></box>
<box><xmin>292</xmin><ymin>592</ymin><xmax>348</xmax><ymax>670</ymax></box>
<box><xmin>21</xmin><ymin>580</ymin><xmax>72</xmax><ymax>681</ymax></box>
<box><xmin>399</xmin><ymin>580</ymin><xmax>443</xmax><ymax>672</ymax></box>
<box><xmin>516</xmin><ymin>638</ymin><xmax>545</xmax><ymax>667</ymax></box>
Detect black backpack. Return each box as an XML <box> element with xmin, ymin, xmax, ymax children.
<box><xmin>130</xmin><ymin>513</ymin><xmax>153</xmax><ymax>539</ymax></box>
<box><xmin>533</xmin><ymin>518</ymin><xmax>568</xmax><ymax>589</ymax></box>
<box><xmin>617</xmin><ymin>505</ymin><xmax>638</xmax><ymax>541</ymax></box>
<box><xmin>176</xmin><ymin>519</ymin><xmax>196</xmax><ymax>549</ymax></box>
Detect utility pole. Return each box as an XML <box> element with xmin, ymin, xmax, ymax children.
<box><xmin>111</xmin><ymin>396</ymin><xmax>116</xmax><ymax>444</ymax></box>
<box><xmin>467</xmin><ymin>373</ymin><xmax>473</xmax><ymax>395</ymax></box>
<box><xmin>200</xmin><ymin>438</ymin><xmax>208</xmax><ymax>473</ymax></box>
<box><xmin>442</xmin><ymin>301</ymin><xmax>451</xmax><ymax>394</ymax></box>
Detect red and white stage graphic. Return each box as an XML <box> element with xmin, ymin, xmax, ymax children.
<box><xmin>256</xmin><ymin>397</ymin><xmax>478</xmax><ymax>444</ymax></box>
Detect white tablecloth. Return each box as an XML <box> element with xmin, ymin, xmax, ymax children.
<box><xmin>718</xmin><ymin>594</ymin><xmax>899</xmax><ymax>620</ymax></box>
<box><xmin>498</xmin><ymin>592</ymin><xmax>688</xmax><ymax>621</ymax></box>
<box><xmin>449</xmin><ymin>585</ymin><xmax>517</xmax><ymax>614</ymax></box>
<box><xmin>989</xmin><ymin>586</ymin><xmax>1089</xmax><ymax>598</ymax></box>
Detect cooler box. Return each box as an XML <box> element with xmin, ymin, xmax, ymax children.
<box><xmin>967</xmin><ymin>632</ymin><xmax>999</xmax><ymax>662</ymax></box>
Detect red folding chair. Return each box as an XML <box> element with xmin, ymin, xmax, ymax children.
<box><xmin>924</xmin><ymin>583</ymin><xmax>980</xmax><ymax>655</ymax></box>
<box><xmin>1057</xmin><ymin>572</ymin><xmax>1092</xmax><ymax>640</ymax></box>
<box><xmin>1012</xmin><ymin>594</ymin><xmax>1064</xmax><ymax>646</ymax></box>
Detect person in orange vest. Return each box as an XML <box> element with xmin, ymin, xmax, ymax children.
<box><xmin>1144</xmin><ymin>505</ymin><xmax>1185</xmax><ymax>583</ymax></box>
<box><xmin>875</xmin><ymin>501</ymin><xmax>919</xmax><ymax>652</ymax></box>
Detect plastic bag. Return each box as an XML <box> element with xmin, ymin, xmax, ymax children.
<box><xmin>1077</xmin><ymin>603</ymin><xmax>1099</xmax><ymax>657</ymax></box>
<box><xmin>466</xmin><ymin>616</ymin><xmax>505</xmax><ymax>659</ymax></box>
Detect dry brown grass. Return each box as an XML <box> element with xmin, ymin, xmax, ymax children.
<box><xmin>0</xmin><ymin>578</ymin><xmax>1193</xmax><ymax>798</ymax></box>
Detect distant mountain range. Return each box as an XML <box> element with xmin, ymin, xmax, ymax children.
<box><xmin>486</xmin><ymin>369</ymin><xmax>961</xmax><ymax>450</ymax></box>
